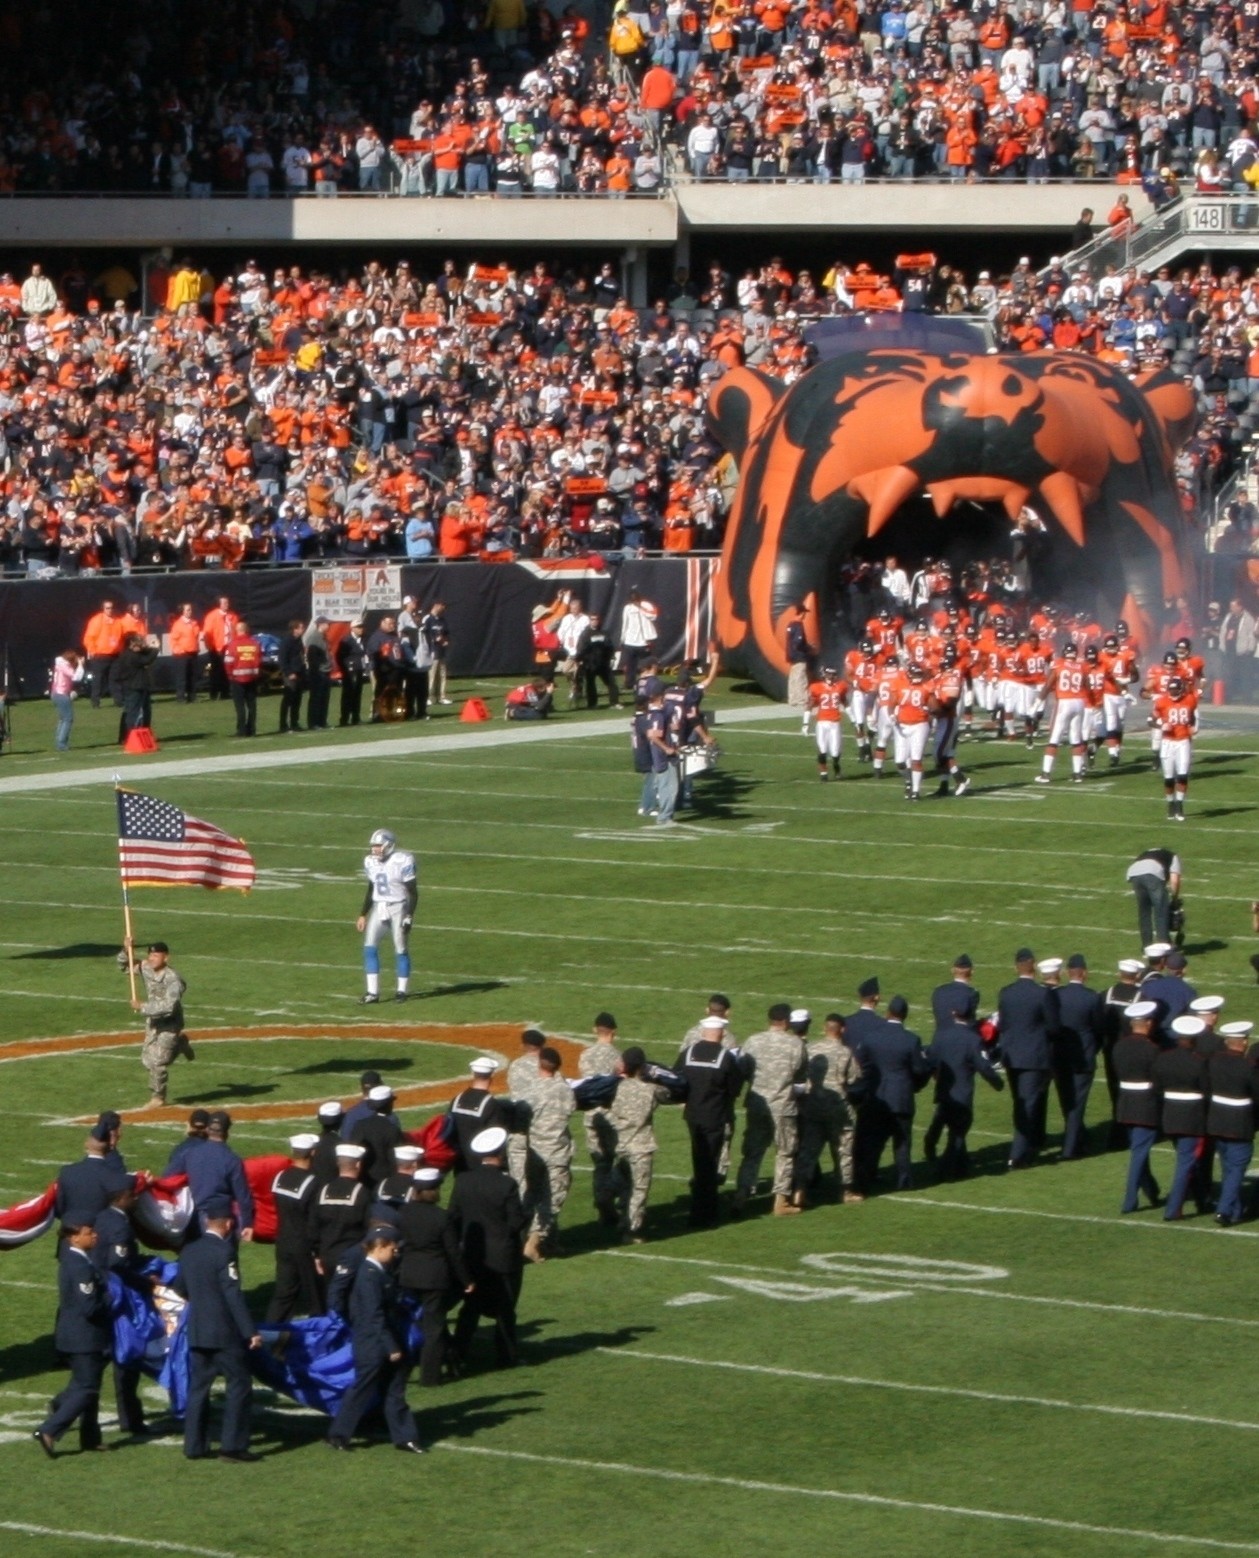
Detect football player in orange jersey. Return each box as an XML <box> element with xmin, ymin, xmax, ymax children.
<box><xmin>971</xmin><ymin>621</ymin><xmax>1000</xmax><ymax>727</ymax></box>
<box><xmin>1173</xmin><ymin>636</ymin><xmax>1206</xmax><ymax>692</ymax></box>
<box><xmin>844</xmin><ymin>635</ymin><xmax>881</xmax><ymax>762</ymax></box>
<box><xmin>1151</xmin><ymin>673</ymin><xmax>1198</xmax><ymax>820</ymax></box>
<box><xmin>871</xmin><ymin>655</ymin><xmax>907</xmax><ymax>780</ymax></box>
<box><xmin>1099</xmin><ymin>630</ymin><xmax>1139</xmax><ymax>766</ymax></box>
<box><xmin>1015</xmin><ymin>630</ymin><xmax>1053</xmax><ymax>748</ymax></box>
<box><xmin>903</xmin><ymin>617</ymin><xmax>935</xmax><ymax>670</ymax></box>
<box><xmin>994</xmin><ymin>626</ymin><xmax>1023</xmax><ymax>741</ymax></box>
<box><xmin>1141</xmin><ymin>650</ymin><xmax>1180</xmax><ymax>769</ymax></box>
<box><xmin>931</xmin><ymin>646</ymin><xmax>971</xmax><ymax>797</ymax></box>
<box><xmin>1081</xmin><ymin>644</ymin><xmax>1107</xmax><ymax>764</ymax></box>
<box><xmin>808</xmin><ymin>665</ymin><xmax>850</xmax><ymax>781</ymax></box>
<box><xmin>895</xmin><ymin>661</ymin><xmax>934</xmax><ymax>800</ymax></box>
<box><xmin>1036</xmin><ymin>641</ymin><xmax>1088</xmax><ymax>784</ymax></box>
<box><xmin>865</xmin><ymin>606</ymin><xmax>903</xmax><ymax>661</ymax></box>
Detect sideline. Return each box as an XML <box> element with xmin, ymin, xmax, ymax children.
<box><xmin>0</xmin><ymin>1525</ymin><xmax>259</xmax><ymax>1558</ymax></box>
<box><xmin>435</xmin><ymin>1444</ymin><xmax>1259</xmax><ymax>1553</ymax></box>
<box><xmin>0</xmin><ymin>704</ymin><xmax>788</xmax><ymax>798</ymax></box>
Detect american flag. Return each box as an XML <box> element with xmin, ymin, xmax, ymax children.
<box><xmin>117</xmin><ymin>790</ymin><xmax>255</xmax><ymax>891</ymax></box>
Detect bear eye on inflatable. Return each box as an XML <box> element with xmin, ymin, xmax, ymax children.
<box><xmin>706</xmin><ymin>346</ymin><xmax>1197</xmax><ymax>700</ymax></box>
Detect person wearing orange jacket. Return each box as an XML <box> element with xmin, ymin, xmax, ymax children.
<box><xmin>202</xmin><ymin>595</ymin><xmax>239</xmax><ymax>701</ymax></box>
<box><xmin>82</xmin><ymin>599</ymin><xmax>128</xmax><ymax>708</ymax></box>
<box><xmin>169</xmin><ymin>602</ymin><xmax>203</xmax><ymax>703</ymax></box>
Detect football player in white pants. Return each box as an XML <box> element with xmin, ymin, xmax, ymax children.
<box><xmin>1036</xmin><ymin>644</ymin><xmax>1087</xmax><ymax>784</ymax></box>
<box><xmin>1152</xmin><ymin>675</ymin><xmax>1198</xmax><ymax>821</ymax></box>
<box><xmin>356</xmin><ymin>829</ymin><xmax>418</xmax><ymax>1003</ymax></box>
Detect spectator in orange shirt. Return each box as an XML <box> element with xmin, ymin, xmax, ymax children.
<box><xmin>168</xmin><ymin>602</ymin><xmax>203</xmax><ymax>702</ymax></box>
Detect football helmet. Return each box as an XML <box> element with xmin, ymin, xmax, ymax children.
<box><xmin>1162</xmin><ymin>650</ymin><xmax>1178</xmax><ymax>666</ymax></box>
<box><xmin>1085</xmin><ymin>645</ymin><xmax>1099</xmax><ymax>663</ymax></box>
<box><xmin>369</xmin><ymin>829</ymin><xmax>396</xmax><ymax>860</ymax></box>
<box><xmin>822</xmin><ymin>665</ymin><xmax>840</xmax><ymax>681</ymax></box>
<box><xmin>1175</xmin><ymin>637</ymin><xmax>1192</xmax><ymax>652</ymax></box>
<box><xmin>1166</xmin><ymin>676</ymin><xmax>1186</xmax><ymax>698</ymax></box>
<box><xmin>1103</xmin><ymin>635</ymin><xmax>1118</xmax><ymax>651</ymax></box>
<box><xmin>859</xmin><ymin>636</ymin><xmax>875</xmax><ymax>654</ymax></box>
<box><xmin>1063</xmin><ymin>642</ymin><xmax>1079</xmax><ymax>659</ymax></box>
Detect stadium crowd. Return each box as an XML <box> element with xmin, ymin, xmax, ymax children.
<box><xmin>11</xmin><ymin>0</ymin><xmax>1259</xmax><ymax>193</ymax></box>
<box><xmin>0</xmin><ymin>243</ymin><xmax>1252</xmax><ymax>576</ymax></box>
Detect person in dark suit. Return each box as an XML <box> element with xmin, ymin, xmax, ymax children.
<box><xmin>34</xmin><ymin>1222</ymin><xmax>113</xmax><ymax>1457</ymax></box>
<box><xmin>449</xmin><ymin>1127</ymin><xmax>527</xmax><ymax>1369</ymax></box>
<box><xmin>853</xmin><ymin>995</ymin><xmax>932</xmax><ymax>1193</ymax></box>
<box><xmin>1053</xmin><ymin>954</ymin><xmax>1105</xmax><ymax>1159</ymax></box>
<box><xmin>930</xmin><ymin>955</ymin><xmax>980</xmax><ymax>1030</ymax></box>
<box><xmin>1113</xmin><ymin>1001</ymin><xmax>1163</xmax><ymax>1213</ymax></box>
<box><xmin>54</xmin><ymin>1132</ymin><xmax>130</xmax><ymax>1232</ymax></box>
<box><xmin>1153</xmin><ymin>1019</ymin><xmax>1209</xmax><ymax>1221</ymax></box>
<box><xmin>995</xmin><ymin>948</ymin><xmax>1060</xmax><ymax>1169</ymax></box>
<box><xmin>172</xmin><ymin>1197</ymin><xmax>261</xmax><ymax>1462</ymax></box>
<box><xmin>923</xmin><ymin>1009</ymin><xmax>1004</xmax><ymax>1178</ymax></box>
<box><xmin>92</xmin><ymin>1184</ymin><xmax>153</xmax><ymax>1436</ymax></box>
<box><xmin>844</xmin><ymin>976</ymin><xmax>886</xmax><ymax>1050</ymax></box>
<box><xmin>398</xmin><ymin>1167</ymin><xmax>475</xmax><ymax>1386</ymax></box>
<box><xmin>327</xmin><ymin>1228</ymin><xmax>424</xmax><ymax>1454</ymax></box>
<box><xmin>266</xmin><ymin>1134</ymin><xmax>323</xmax><ymax>1323</ymax></box>
<box><xmin>674</xmin><ymin>1016</ymin><xmax>743</xmax><ymax>1227</ymax></box>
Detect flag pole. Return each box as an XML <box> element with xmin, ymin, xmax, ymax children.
<box><xmin>115</xmin><ymin>778</ymin><xmax>138</xmax><ymax>1005</ymax></box>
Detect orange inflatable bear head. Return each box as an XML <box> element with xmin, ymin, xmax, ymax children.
<box><xmin>707</xmin><ymin>349</ymin><xmax>1196</xmax><ymax>697</ymax></box>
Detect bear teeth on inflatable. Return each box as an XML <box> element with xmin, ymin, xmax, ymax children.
<box><xmin>706</xmin><ymin>348</ymin><xmax>1197</xmax><ymax>700</ymax></box>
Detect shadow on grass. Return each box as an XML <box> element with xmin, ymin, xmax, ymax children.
<box><xmin>1182</xmin><ymin>938</ymin><xmax>1229</xmax><ymax>956</ymax></box>
<box><xmin>291</xmin><ymin>1055</ymin><xmax>416</xmax><ymax>1076</ymax></box>
<box><xmin>173</xmin><ymin>1081</ymin><xmax>278</xmax><ymax>1103</ymax></box>
<box><xmin>0</xmin><ymin>1335</ymin><xmax>55</xmax><ymax>1385</ymax></box>
<box><xmin>685</xmin><ymin>769</ymin><xmax>759</xmax><ymax>821</ymax></box>
<box><xmin>409</xmin><ymin>980</ymin><xmax>509</xmax><ymax>1001</ymax></box>
<box><xmin>1193</xmin><ymin>804</ymin><xmax>1257</xmax><ymax>818</ymax></box>
<box><xmin>10</xmin><ymin>942</ymin><xmax>121</xmax><ymax>960</ymax></box>
<box><xmin>421</xmin><ymin>1389</ymin><xmax>545</xmax><ymax>1441</ymax></box>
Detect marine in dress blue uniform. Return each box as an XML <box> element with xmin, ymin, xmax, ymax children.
<box><xmin>172</xmin><ymin>1197</ymin><xmax>261</xmax><ymax>1461</ymax></box>
<box><xmin>1113</xmin><ymin>1002</ymin><xmax>1163</xmax><ymax>1213</ymax></box>
<box><xmin>1206</xmin><ymin>1023</ymin><xmax>1259</xmax><ymax>1225</ymax></box>
<box><xmin>995</xmin><ymin>948</ymin><xmax>1060</xmax><ymax>1168</ymax></box>
<box><xmin>1153</xmin><ymin>1020</ymin><xmax>1209</xmax><ymax>1221</ymax></box>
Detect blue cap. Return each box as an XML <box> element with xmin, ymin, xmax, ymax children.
<box><xmin>201</xmin><ymin>1196</ymin><xmax>233</xmax><ymax>1221</ymax></box>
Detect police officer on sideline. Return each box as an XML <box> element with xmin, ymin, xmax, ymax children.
<box><xmin>995</xmin><ymin>947</ymin><xmax>1060</xmax><ymax>1170</ymax></box>
<box><xmin>34</xmin><ymin>1221</ymin><xmax>113</xmax><ymax>1458</ymax></box>
<box><xmin>675</xmin><ymin>1015</ymin><xmax>743</xmax><ymax>1228</ymax></box>
<box><xmin>923</xmin><ymin>1006</ymin><xmax>1004</xmax><ymax>1180</ymax></box>
<box><xmin>1206</xmin><ymin>1023</ymin><xmax>1259</xmax><ymax>1226</ymax></box>
<box><xmin>266</xmin><ymin>1134</ymin><xmax>323</xmax><ymax>1322</ymax></box>
<box><xmin>1113</xmin><ymin>1001</ymin><xmax>1163</xmax><ymax>1214</ymax></box>
<box><xmin>398</xmin><ymin>1166</ymin><xmax>475</xmax><ymax>1387</ymax></box>
<box><xmin>1153</xmin><ymin>1016</ymin><xmax>1209</xmax><ymax>1220</ymax></box>
<box><xmin>173</xmin><ymin>1196</ymin><xmax>261</xmax><ymax>1462</ymax></box>
<box><xmin>447</xmin><ymin>1057</ymin><xmax>515</xmax><ymax>1169</ymax></box>
<box><xmin>449</xmin><ymin>1127</ymin><xmax>528</xmax><ymax>1371</ymax></box>
<box><xmin>327</xmin><ymin>1228</ymin><xmax>425</xmax><ymax>1455</ymax></box>
<box><xmin>122</xmin><ymin>938</ymin><xmax>193</xmax><ymax>1108</ymax></box>
<box><xmin>1053</xmin><ymin>954</ymin><xmax>1105</xmax><ymax>1161</ymax></box>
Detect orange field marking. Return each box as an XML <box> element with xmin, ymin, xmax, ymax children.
<box><xmin>1</xmin><ymin>1023</ymin><xmax>589</xmax><ymax>1126</ymax></box>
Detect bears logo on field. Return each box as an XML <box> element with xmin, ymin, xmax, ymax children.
<box><xmin>707</xmin><ymin>349</ymin><xmax>1196</xmax><ymax>699</ymax></box>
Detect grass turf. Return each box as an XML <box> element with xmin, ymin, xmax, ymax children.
<box><xmin>0</xmin><ymin>679</ymin><xmax>1256</xmax><ymax>1558</ymax></box>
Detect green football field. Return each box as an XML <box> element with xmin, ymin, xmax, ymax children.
<box><xmin>1</xmin><ymin>680</ymin><xmax>1257</xmax><ymax>1558</ymax></box>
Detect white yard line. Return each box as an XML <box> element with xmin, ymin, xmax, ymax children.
<box><xmin>0</xmin><ymin>1525</ymin><xmax>259</xmax><ymax>1558</ymax></box>
<box><xmin>435</xmin><ymin>1444</ymin><xmax>1259</xmax><ymax>1553</ymax></box>
<box><xmin>886</xmin><ymin>1195</ymin><xmax>1259</xmax><ymax>1240</ymax></box>
<box><xmin>597</xmin><ymin>1249</ymin><xmax>1259</xmax><ymax>1330</ymax></box>
<box><xmin>599</xmin><ymin>1347</ymin><xmax>1259</xmax><ymax>1433</ymax></box>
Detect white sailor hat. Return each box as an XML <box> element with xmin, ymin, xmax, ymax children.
<box><xmin>318</xmin><ymin>1101</ymin><xmax>344</xmax><ymax>1121</ymax></box>
<box><xmin>368</xmin><ymin>1084</ymin><xmax>394</xmax><ymax>1102</ymax></box>
<box><xmin>1037</xmin><ymin>958</ymin><xmax>1063</xmax><ymax>976</ymax></box>
<box><xmin>469</xmin><ymin>1057</ymin><xmax>499</xmax><ymax>1076</ymax></box>
<box><xmin>1220</xmin><ymin>1021</ymin><xmax>1254</xmax><ymax>1038</ymax></box>
<box><xmin>1170</xmin><ymin>1015</ymin><xmax>1205</xmax><ymax>1037</ymax></box>
<box><xmin>1190</xmin><ymin>996</ymin><xmax>1225</xmax><ymax>1014</ymax></box>
<box><xmin>394</xmin><ymin>1145</ymin><xmax>422</xmax><ymax>1163</ymax></box>
<box><xmin>1118</xmin><ymin>958</ymin><xmax>1146</xmax><ymax>976</ymax></box>
<box><xmin>1144</xmin><ymin>942</ymin><xmax>1173</xmax><ymax>959</ymax></box>
<box><xmin>1124</xmin><ymin>1001</ymin><xmax>1158</xmax><ymax>1020</ymax></box>
<box><xmin>699</xmin><ymin>1015</ymin><xmax>728</xmax><ymax>1030</ymax></box>
<box><xmin>415</xmin><ymin>1166</ymin><xmax>443</xmax><ymax>1183</ymax></box>
<box><xmin>335</xmin><ymin>1143</ymin><xmax>366</xmax><ymax>1159</ymax></box>
<box><xmin>289</xmin><ymin>1133</ymin><xmax>320</xmax><ymax>1153</ymax></box>
<box><xmin>470</xmin><ymin>1126</ymin><xmax>508</xmax><ymax>1155</ymax></box>
<box><xmin>789</xmin><ymin>1008</ymin><xmax>810</xmax><ymax>1024</ymax></box>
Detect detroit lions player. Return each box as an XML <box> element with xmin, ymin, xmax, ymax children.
<box><xmin>355</xmin><ymin>830</ymin><xmax>417</xmax><ymax>1004</ymax></box>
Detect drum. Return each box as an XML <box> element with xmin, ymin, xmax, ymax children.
<box><xmin>679</xmin><ymin>743</ymin><xmax>716</xmax><ymax>779</ymax></box>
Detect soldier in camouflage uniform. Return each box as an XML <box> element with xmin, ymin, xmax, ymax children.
<box><xmin>523</xmin><ymin>1047</ymin><xmax>576</xmax><ymax>1262</ymax></box>
<box><xmin>506</xmin><ymin>1026</ymin><xmax>546</xmax><ymax>1189</ymax></box>
<box><xmin>124</xmin><ymin>938</ymin><xmax>193</xmax><ymax>1106</ymax></box>
<box><xmin>795</xmin><ymin>1012</ymin><xmax>864</xmax><ymax>1208</ymax></box>
<box><xmin>733</xmin><ymin>1003</ymin><xmax>807</xmax><ymax>1217</ymax></box>
<box><xmin>681</xmin><ymin>995</ymin><xmax>737</xmax><ymax>1177</ymax></box>
<box><xmin>578</xmin><ymin>1011</ymin><xmax>622</xmax><ymax>1223</ymax></box>
<box><xmin>605</xmin><ymin>1046</ymin><xmax>673</xmax><ymax>1243</ymax></box>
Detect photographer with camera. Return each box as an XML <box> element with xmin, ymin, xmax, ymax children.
<box><xmin>1126</xmin><ymin>847</ymin><xmax>1183</xmax><ymax>950</ymax></box>
<box><xmin>109</xmin><ymin>632</ymin><xmax>159</xmax><ymax>742</ymax></box>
